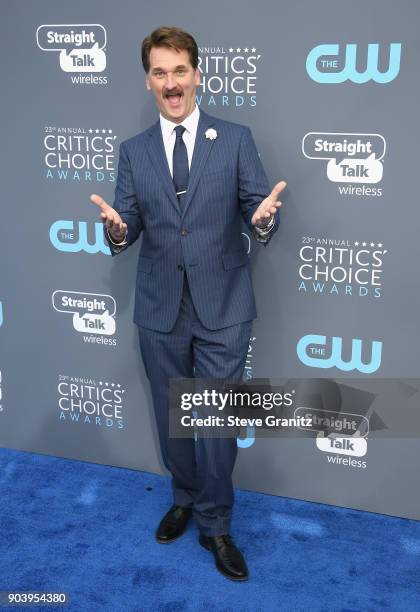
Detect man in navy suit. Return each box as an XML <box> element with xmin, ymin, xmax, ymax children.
<box><xmin>91</xmin><ymin>26</ymin><xmax>285</xmax><ymax>581</ymax></box>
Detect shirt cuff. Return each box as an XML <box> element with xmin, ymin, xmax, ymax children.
<box><xmin>254</xmin><ymin>215</ymin><xmax>275</xmax><ymax>236</ymax></box>
<box><xmin>106</xmin><ymin>227</ymin><xmax>128</xmax><ymax>248</ymax></box>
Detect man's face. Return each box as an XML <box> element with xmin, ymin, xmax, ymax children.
<box><xmin>146</xmin><ymin>46</ymin><xmax>200</xmax><ymax>123</ymax></box>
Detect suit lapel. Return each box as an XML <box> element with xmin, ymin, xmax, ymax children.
<box><xmin>181</xmin><ymin>110</ymin><xmax>216</xmax><ymax>219</ymax></box>
<box><xmin>146</xmin><ymin>120</ymin><xmax>181</xmax><ymax>215</ymax></box>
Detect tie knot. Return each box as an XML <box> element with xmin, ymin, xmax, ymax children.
<box><xmin>174</xmin><ymin>125</ymin><xmax>186</xmax><ymax>139</ymax></box>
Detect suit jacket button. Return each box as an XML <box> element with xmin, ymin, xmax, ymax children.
<box><xmin>178</xmin><ymin>264</ymin><xmax>184</xmax><ymax>271</ymax></box>
<box><xmin>181</xmin><ymin>229</ymin><xmax>188</xmax><ymax>236</ymax></box>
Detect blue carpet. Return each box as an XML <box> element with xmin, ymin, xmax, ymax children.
<box><xmin>0</xmin><ymin>448</ymin><xmax>419</xmax><ymax>612</ymax></box>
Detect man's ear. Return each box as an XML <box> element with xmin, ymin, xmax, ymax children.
<box><xmin>145</xmin><ymin>75</ymin><xmax>151</xmax><ymax>91</ymax></box>
<box><xmin>194</xmin><ymin>68</ymin><xmax>201</xmax><ymax>86</ymax></box>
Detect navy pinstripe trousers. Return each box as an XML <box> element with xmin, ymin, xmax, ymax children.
<box><xmin>137</xmin><ymin>272</ymin><xmax>252</xmax><ymax>536</ymax></box>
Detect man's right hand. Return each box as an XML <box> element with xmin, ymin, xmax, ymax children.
<box><xmin>90</xmin><ymin>194</ymin><xmax>128</xmax><ymax>243</ymax></box>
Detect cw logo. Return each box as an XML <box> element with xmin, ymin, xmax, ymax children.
<box><xmin>49</xmin><ymin>220</ymin><xmax>110</xmax><ymax>255</ymax></box>
<box><xmin>297</xmin><ymin>334</ymin><xmax>382</xmax><ymax>374</ymax></box>
<box><xmin>306</xmin><ymin>43</ymin><xmax>401</xmax><ymax>84</ymax></box>
<box><xmin>237</xmin><ymin>426</ymin><xmax>255</xmax><ymax>449</ymax></box>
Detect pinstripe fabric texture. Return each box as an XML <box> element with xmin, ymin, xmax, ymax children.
<box><xmin>107</xmin><ymin>109</ymin><xmax>280</xmax><ymax>332</ymax></box>
<box><xmin>107</xmin><ymin>110</ymin><xmax>280</xmax><ymax>535</ymax></box>
<box><xmin>138</xmin><ymin>274</ymin><xmax>252</xmax><ymax>536</ymax></box>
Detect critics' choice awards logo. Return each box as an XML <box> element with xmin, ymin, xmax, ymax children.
<box><xmin>306</xmin><ymin>43</ymin><xmax>401</xmax><ymax>84</ymax></box>
<box><xmin>58</xmin><ymin>375</ymin><xmax>124</xmax><ymax>429</ymax></box>
<box><xmin>297</xmin><ymin>335</ymin><xmax>382</xmax><ymax>374</ymax></box>
<box><xmin>197</xmin><ymin>46</ymin><xmax>261</xmax><ymax>108</ymax></box>
<box><xmin>50</xmin><ymin>220</ymin><xmax>110</xmax><ymax>255</ymax></box>
<box><xmin>52</xmin><ymin>291</ymin><xmax>117</xmax><ymax>346</ymax></box>
<box><xmin>36</xmin><ymin>24</ymin><xmax>108</xmax><ymax>85</ymax></box>
<box><xmin>44</xmin><ymin>127</ymin><xmax>116</xmax><ymax>183</ymax></box>
<box><xmin>298</xmin><ymin>237</ymin><xmax>388</xmax><ymax>298</ymax></box>
<box><xmin>302</xmin><ymin>133</ymin><xmax>385</xmax><ymax>197</ymax></box>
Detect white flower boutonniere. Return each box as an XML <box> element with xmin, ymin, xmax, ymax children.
<box><xmin>205</xmin><ymin>128</ymin><xmax>218</xmax><ymax>141</ymax></box>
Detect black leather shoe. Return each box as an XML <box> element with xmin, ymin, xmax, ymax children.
<box><xmin>156</xmin><ymin>505</ymin><xmax>192</xmax><ymax>543</ymax></box>
<box><xmin>199</xmin><ymin>534</ymin><xmax>249</xmax><ymax>581</ymax></box>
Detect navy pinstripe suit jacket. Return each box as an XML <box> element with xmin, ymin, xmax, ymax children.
<box><xmin>107</xmin><ymin>109</ymin><xmax>280</xmax><ymax>332</ymax></box>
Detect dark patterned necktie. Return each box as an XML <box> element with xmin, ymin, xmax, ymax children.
<box><xmin>172</xmin><ymin>125</ymin><xmax>189</xmax><ymax>210</ymax></box>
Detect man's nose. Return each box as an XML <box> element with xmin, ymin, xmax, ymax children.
<box><xmin>165</xmin><ymin>72</ymin><xmax>176</xmax><ymax>89</ymax></box>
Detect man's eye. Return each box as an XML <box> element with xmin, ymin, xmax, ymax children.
<box><xmin>176</xmin><ymin>70</ymin><xmax>185</xmax><ymax>75</ymax></box>
<box><xmin>155</xmin><ymin>71</ymin><xmax>164</xmax><ymax>77</ymax></box>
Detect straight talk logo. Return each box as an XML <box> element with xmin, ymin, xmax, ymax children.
<box><xmin>322</xmin><ymin>436</ymin><xmax>368</xmax><ymax>469</ymax></box>
<box><xmin>52</xmin><ymin>290</ymin><xmax>117</xmax><ymax>346</ymax></box>
<box><xmin>302</xmin><ymin>132</ymin><xmax>385</xmax><ymax>197</ymax></box>
<box><xmin>36</xmin><ymin>24</ymin><xmax>108</xmax><ymax>85</ymax></box>
<box><xmin>295</xmin><ymin>407</ymin><xmax>368</xmax><ymax>469</ymax></box>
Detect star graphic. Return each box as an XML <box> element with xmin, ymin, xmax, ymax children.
<box><xmin>362</xmin><ymin>242</ymin><xmax>367</xmax><ymax>247</ymax></box>
<box><xmin>111</xmin><ymin>383</ymin><xmax>115</xmax><ymax>387</ymax></box>
<box><xmin>251</xmin><ymin>47</ymin><xmax>256</xmax><ymax>53</ymax></box>
<box><xmin>89</xmin><ymin>129</ymin><xmax>93</xmax><ymax>133</ymax></box>
<box><xmin>378</xmin><ymin>243</ymin><xmax>383</xmax><ymax>248</ymax></box>
<box><xmin>236</xmin><ymin>47</ymin><xmax>241</xmax><ymax>52</ymax></box>
<box><xmin>95</xmin><ymin>129</ymin><xmax>99</xmax><ymax>133</ymax></box>
<box><xmin>229</xmin><ymin>47</ymin><xmax>234</xmax><ymax>52</ymax></box>
<box><xmin>102</xmin><ymin>129</ymin><xmax>106</xmax><ymax>133</ymax></box>
<box><xmin>354</xmin><ymin>241</ymin><xmax>359</xmax><ymax>246</ymax></box>
<box><xmin>108</xmin><ymin>129</ymin><xmax>112</xmax><ymax>133</ymax></box>
<box><xmin>370</xmin><ymin>242</ymin><xmax>375</xmax><ymax>247</ymax></box>
<box><xmin>244</xmin><ymin>47</ymin><xmax>249</xmax><ymax>52</ymax></box>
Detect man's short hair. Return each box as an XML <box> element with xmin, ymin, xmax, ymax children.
<box><xmin>141</xmin><ymin>26</ymin><xmax>199</xmax><ymax>73</ymax></box>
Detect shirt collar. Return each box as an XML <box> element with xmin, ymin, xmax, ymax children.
<box><xmin>159</xmin><ymin>104</ymin><xmax>200</xmax><ymax>143</ymax></box>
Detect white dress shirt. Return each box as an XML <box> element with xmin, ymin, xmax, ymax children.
<box><xmin>159</xmin><ymin>104</ymin><xmax>200</xmax><ymax>176</ymax></box>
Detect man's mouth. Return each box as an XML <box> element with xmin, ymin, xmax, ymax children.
<box><xmin>165</xmin><ymin>92</ymin><xmax>183</xmax><ymax>108</ymax></box>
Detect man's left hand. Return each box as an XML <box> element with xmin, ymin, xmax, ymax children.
<box><xmin>251</xmin><ymin>180</ymin><xmax>287</xmax><ymax>227</ymax></box>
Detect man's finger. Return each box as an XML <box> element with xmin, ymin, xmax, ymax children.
<box><xmin>264</xmin><ymin>201</ymin><xmax>282</xmax><ymax>213</ymax></box>
<box><xmin>90</xmin><ymin>193</ymin><xmax>110</xmax><ymax>211</ymax></box>
<box><xmin>258</xmin><ymin>199</ymin><xmax>282</xmax><ymax>218</ymax></box>
<box><xmin>269</xmin><ymin>180</ymin><xmax>287</xmax><ymax>201</ymax></box>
